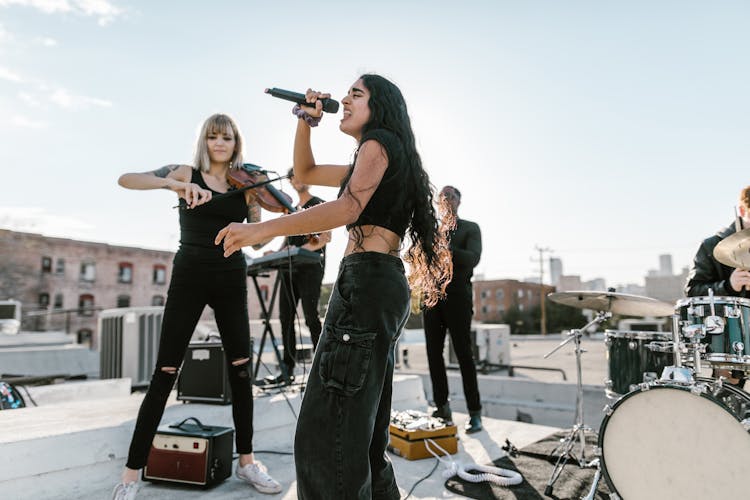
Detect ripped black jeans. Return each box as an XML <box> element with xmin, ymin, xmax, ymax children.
<box><xmin>294</xmin><ymin>252</ymin><xmax>410</xmax><ymax>500</ymax></box>
<box><xmin>125</xmin><ymin>261</ymin><xmax>254</xmax><ymax>469</ymax></box>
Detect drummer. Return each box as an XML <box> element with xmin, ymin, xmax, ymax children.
<box><xmin>685</xmin><ymin>185</ymin><xmax>750</xmax><ymax>386</ymax></box>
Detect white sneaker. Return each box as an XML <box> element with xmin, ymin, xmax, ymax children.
<box><xmin>236</xmin><ymin>461</ymin><xmax>282</xmax><ymax>494</ymax></box>
<box><xmin>111</xmin><ymin>481</ymin><xmax>139</xmax><ymax>500</ymax></box>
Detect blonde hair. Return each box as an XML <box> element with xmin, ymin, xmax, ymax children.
<box><xmin>741</xmin><ymin>186</ymin><xmax>750</xmax><ymax>211</ymax></box>
<box><xmin>192</xmin><ymin>114</ymin><xmax>244</xmax><ymax>172</ymax></box>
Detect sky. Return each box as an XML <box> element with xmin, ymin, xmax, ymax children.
<box><xmin>0</xmin><ymin>0</ymin><xmax>748</xmax><ymax>287</ymax></box>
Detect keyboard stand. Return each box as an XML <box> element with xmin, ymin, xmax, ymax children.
<box><xmin>248</xmin><ymin>270</ymin><xmax>291</xmax><ymax>386</ymax></box>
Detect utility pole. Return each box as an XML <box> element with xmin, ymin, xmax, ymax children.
<box><xmin>533</xmin><ymin>246</ymin><xmax>552</xmax><ymax>335</ymax></box>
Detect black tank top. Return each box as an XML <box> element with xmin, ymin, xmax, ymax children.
<box><xmin>340</xmin><ymin>129</ymin><xmax>413</xmax><ymax>238</ymax></box>
<box><xmin>176</xmin><ymin>169</ymin><xmax>248</xmax><ymax>269</ymax></box>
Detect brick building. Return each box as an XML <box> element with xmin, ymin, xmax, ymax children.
<box><xmin>0</xmin><ymin>229</ymin><xmax>277</xmax><ymax>343</ymax></box>
<box><xmin>473</xmin><ymin>279</ymin><xmax>556</xmax><ymax>323</ymax></box>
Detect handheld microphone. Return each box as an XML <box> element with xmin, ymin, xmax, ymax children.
<box><xmin>265</xmin><ymin>87</ymin><xmax>339</xmax><ymax>114</ymax></box>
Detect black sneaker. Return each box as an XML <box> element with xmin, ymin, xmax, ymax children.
<box><xmin>464</xmin><ymin>412</ymin><xmax>483</xmax><ymax>434</ymax></box>
<box><xmin>431</xmin><ymin>403</ymin><xmax>453</xmax><ymax>424</ymax></box>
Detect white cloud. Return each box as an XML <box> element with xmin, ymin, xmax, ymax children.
<box><xmin>0</xmin><ymin>0</ymin><xmax>124</xmax><ymax>26</ymax></box>
<box><xmin>49</xmin><ymin>88</ymin><xmax>112</xmax><ymax>109</ymax></box>
<box><xmin>34</xmin><ymin>36</ymin><xmax>58</xmax><ymax>46</ymax></box>
<box><xmin>10</xmin><ymin>114</ymin><xmax>47</xmax><ymax>128</ymax></box>
<box><xmin>0</xmin><ymin>65</ymin><xmax>24</xmax><ymax>82</ymax></box>
<box><xmin>18</xmin><ymin>91</ymin><xmax>42</xmax><ymax>107</ymax></box>
<box><xmin>0</xmin><ymin>207</ymin><xmax>94</xmax><ymax>237</ymax></box>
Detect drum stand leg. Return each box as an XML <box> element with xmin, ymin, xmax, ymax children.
<box><xmin>543</xmin><ymin>312</ymin><xmax>609</xmax><ymax>497</ymax></box>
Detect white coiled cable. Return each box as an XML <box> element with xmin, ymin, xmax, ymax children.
<box><xmin>424</xmin><ymin>438</ymin><xmax>523</xmax><ymax>487</ymax></box>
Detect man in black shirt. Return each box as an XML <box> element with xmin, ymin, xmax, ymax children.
<box><xmin>277</xmin><ymin>168</ymin><xmax>331</xmax><ymax>381</ymax></box>
<box><xmin>685</xmin><ymin>186</ymin><xmax>750</xmax><ymax>297</ymax></box>
<box><xmin>423</xmin><ymin>185</ymin><xmax>483</xmax><ymax>433</ymax></box>
<box><xmin>685</xmin><ymin>186</ymin><xmax>750</xmax><ymax>387</ymax></box>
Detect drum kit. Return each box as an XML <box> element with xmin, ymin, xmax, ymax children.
<box><xmin>543</xmin><ymin>232</ymin><xmax>750</xmax><ymax>500</ymax></box>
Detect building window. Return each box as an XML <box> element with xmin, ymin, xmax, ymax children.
<box><xmin>77</xmin><ymin>328</ymin><xmax>93</xmax><ymax>348</ymax></box>
<box><xmin>497</xmin><ymin>304</ymin><xmax>505</xmax><ymax>313</ymax></box>
<box><xmin>80</xmin><ymin>262</ymin><xmax>96</xmax><ymax>282</ymax></box>
<box><xmin>151</xmin><ymin>295</ymin><xmax>165</xmax><ymax>306</ymax></box>
<box><xmin>78</xmin><ymin>294</ymin><xmax>95</xmax><ymax>316</ymax></box>
<box><xmin>118</xmin><ymin>262</ymin><xmax>133</xmax><ymax>284</ymax></box>
<box><xmin>481</xmin><ymin>305</ymin><xmax>489</xmax><ymax>314</ymax></box>
<box><xmin>153</xmin><ymin>265</ymin><xmax>167</xmax><ymax>285</ymax></box>
<box><xmin>481</xmin><ymin>290</ymin><xmax>489</xmax><ymax>299</ymax></box>
<box><xmin>260</xmin><ymin>285</ymin><xmax>269</xmax><ymax>302</ymax></box>
<box><xmin>55</xmin><ymin>258</ymin><xmax>65</xmax><ymax>275</ymax></box>
<box><xmin>117</xmin><ymin>295</ymin><xmax>131</xmax><ymax>308</ymax></box>
<box><xmin>517</xmin><ymin>289</ymin><xmax>524</xmax><ymax>298</ymax></box>
<box><xmin>53</xmin><ymin>293</ymin><xmax>64</xmax><ymax>309</ymax></box>
<box><xmin>41</xmin><ymin>256</ymin><xmax>52</xmax><ymax>273</ymax></box>
<box><xmin>38</xmin><ymin>293</ymin><xmax>50</xmax><ymax>307</ymax></box>
<box><xmin>519</xmin><ymin>304</ymin><xmax>524</xmax><ymax>311</ymax></box>
<box><xmin>496</xmin><ymin>289</ymin><xmax>504</xmax><ymax>300</ymax></box>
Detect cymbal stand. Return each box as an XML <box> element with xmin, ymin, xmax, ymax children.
<box><xmin>543</xmin><ymin>310</ymin><xmax>611</xmax><ymax>497</ymax></box>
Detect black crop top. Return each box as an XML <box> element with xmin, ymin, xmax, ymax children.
<box><xmin>177</xmin><ymin>169</ymin><xmax>248</xmax><ymax>269</ymax></box>
<box><xmin>340</xmin><ymin>129</ymin><xmax>413</xmax><ymax>238</ymax></box>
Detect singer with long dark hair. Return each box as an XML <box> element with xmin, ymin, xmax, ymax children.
<box><xmin>216</xmin><ymin>74</ymin><xmax>453</xmax><ymax>499</ymax></box>
<box><xmin>111</xmin><ymin>113</ymin><xmax>281</xmax><ymax>500</ymax></box>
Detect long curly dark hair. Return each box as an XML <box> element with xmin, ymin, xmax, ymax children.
<box><xmin>343</xmin><ymin>74</ymin><xmax>453</xmax><ymax>307</ymax></box>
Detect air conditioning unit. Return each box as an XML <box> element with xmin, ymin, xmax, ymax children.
<box><xmin>98</xmin><ymin>307</ymin><xmax>164</xmax><ymax>388</ymax></box>
<box><xmin>0</xmin><ymin>299</ymin><xmax>22</xmax><ymax>335</ymax></box>
<box><xmin>446</xmin><ymin>323</ymin><xmax>511</xmax><ymax>368</ymax></box>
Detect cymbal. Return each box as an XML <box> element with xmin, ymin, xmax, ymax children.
<box><xmin>713</xmin><ymin>227</ymin><xmax>750</xmax><ymax>270</ymax></box>
<box><xmin>548</xmin><ymin>291</ymin><xmax>674</xmax><ymax>317</ymax></box>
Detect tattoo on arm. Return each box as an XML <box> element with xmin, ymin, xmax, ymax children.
<box><xmin>151</xmin><ymin>165</ymin><xmax>181</xmax><ymax>179</ymax></box>
<box><xmin>247</xmin><ymin>203</ymin><xmax>261</xmax><ymax>223</ymax></box>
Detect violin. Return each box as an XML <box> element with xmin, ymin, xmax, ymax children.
<box><xmin>227</xmin><ymin>164</ymin><xmax>320</xmax><ymax>245</ymax></box>
<box><xmin>227</xmin><ymin>163</ymin><xmax>295</xmax><ymax>213</ymax></box>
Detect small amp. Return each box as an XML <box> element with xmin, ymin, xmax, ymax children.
<box><xmin>143</xmin><ymin>417</ymin><xmax>233</xmax><ymax>487</ymax></box>
<box><xmin>177</xmin><ymin>337</ymin><xmax>233</xmax><ymax>404</ymax></box>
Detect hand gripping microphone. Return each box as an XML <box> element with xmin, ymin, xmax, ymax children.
<box><xmin>264</xmin><ymin>87</ymin><xmax>340</xmax><ymax>113</ymax></box>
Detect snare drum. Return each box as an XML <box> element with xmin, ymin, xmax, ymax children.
<box><xmin>599</xmin><ymin>378</ymin><xmax>750</xmax><ymax>500</ymax></box>
<box><xmin>604</xmin><ymin>330</ymin><xmax>673</xmax><ymax>398</ymax></box>
<box><xmin>676</xmin><ymin>296</ymin><xmax>750</xmax><ymax>371</ymax></box>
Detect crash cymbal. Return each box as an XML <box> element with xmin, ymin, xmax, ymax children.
<box><xmin>713</xmin><ymin>227</ymin><xmax>750</xmax><ymax>270</ymax></box>
<box><xmin>548</xmin><ymin>291</ymin><xmax>674</xmax><ymax>317</ymax></box>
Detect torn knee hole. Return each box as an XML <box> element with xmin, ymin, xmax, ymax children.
<box><xmin>230</xmin><ymin>358</ymin><xmax>250</xmax><ymax>378</ymax></box>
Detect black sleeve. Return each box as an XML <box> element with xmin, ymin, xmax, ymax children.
<box><xmin>684</xmin><ymin>240</ymin><xmax>736</xmax><ymax>297</ymax></box>
<box><xmin>451</xmin><ymin>222</ymin><xmax>482</xmax><ymax>269</ymax></box>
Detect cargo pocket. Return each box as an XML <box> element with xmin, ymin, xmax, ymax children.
<box><xmin>318</xmin><ymin>326</ymin><xmax>377</xmax><ymax>397</ymax></box>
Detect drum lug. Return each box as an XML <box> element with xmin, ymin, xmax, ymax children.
<box><xmin>603</xmin><ymin>404</ymin><xmax>613</xmax><ymax>416</ymax></box>
<box><xmin>726</xmin><ymin>306</ymin><xmax>741</xmax><ymax>319</ymax></box>
<box><xmin>628</xmin><ymin>341</ymin><xmax>637</xmax><ymax>350</ymax></box>
<box><xmin>690</xmin><ymin>384</ymin><xmax>706</xmax><ymax>395</ymax></box>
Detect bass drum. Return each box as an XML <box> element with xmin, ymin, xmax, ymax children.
<box><xmin>598</xmin><ymin>378</ymin><xmax>750</xmax><ymax>500</ymax></box>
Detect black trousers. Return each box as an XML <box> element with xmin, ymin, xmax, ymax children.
<box><xmin>279</xmin><ymin>264</ymin><xmax>324</xmax><ymax>370</ymax></box>
<box><xmin>423</xmin><ymin>289</ymin><xmax>482</xmax><ymax>412</ymax></box>
<box><xmin>294</xmin><ymin>252</ymin><xmax>409</xmax><ymax>500</ymax></box>
<box><xmin>125</xmin><ymin>260</ymin><xmax>254</xmax><ymax>469</ymax></box>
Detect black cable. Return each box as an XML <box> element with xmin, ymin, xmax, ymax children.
<box><xmin>252</xmin><ymin>345</ymin><xmax>299</xmax><ymax>420</ymax></box>
<box><xmin>232</xmin><ymin>450</ymin><xmax>293</xmax><ymax>461</ymax></box>
<box><xmin>16</xmin><ymin>385</ymin><xmax>37</xmax><ymax>406</ymax></box>
<box><xmin>402</xmin><ymin>458</ymin><xmax>440</xmax><ymax>500</ymax></box>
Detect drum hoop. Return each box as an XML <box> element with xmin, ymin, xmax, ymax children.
<box><xmin>604</xmin><ymin>329</ymin><xmax>672</xmax><ymax>340</ymax></box>
<box><xmin>598</xmin><ymin>378</ymin><xmax>750</xmax><ymax>498</ymax></box>
<box><xmin>675</xmin><ymin>296</ymin><xmax>750</xmax><ymax>309</ymax></box>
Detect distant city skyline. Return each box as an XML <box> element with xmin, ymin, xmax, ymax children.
<box><xmin>1</xmin><ymin>1</ymin><xmax>747</xmax><ymax>286</ymax></box>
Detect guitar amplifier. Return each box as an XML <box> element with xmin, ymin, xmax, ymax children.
<box><xmin>143</xmin><ymin>418</ymin><xmax>233</xmax><ymax>487</ymax></box>
<box><xmin>177</xmin><ymin>338</ymin><xmax>236</xmax><ymax>404</ymax></box>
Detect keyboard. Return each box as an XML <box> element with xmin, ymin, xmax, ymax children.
<box><xmin>246</xmin><ymin>247</ymin><xmax>322</xmax><ymax>275</ymax></box>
